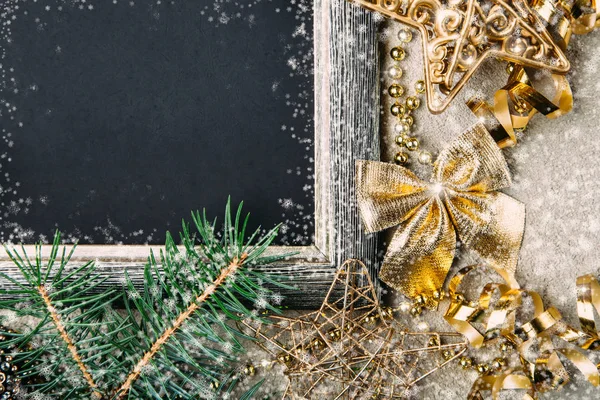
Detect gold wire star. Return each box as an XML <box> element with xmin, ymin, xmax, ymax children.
<box><xmin>240</xmin><ymin>260</ymin><xmax>468</xmax><ymax>399</ymax></box>
<box><xmin>350</xmin><ymin>0</ymin><xmax>570</xmax><ymax>113</ymax></box>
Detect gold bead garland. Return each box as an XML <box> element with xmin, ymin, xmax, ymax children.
<box><xmin>0</xmin><ymin>329</ymin><xmax>21</xmax><ymax>399</ymax></box>
<box><xmin>386</xmin><ymin>29</ymin><xmax>433</xmax><ymax>167</ymax></box>
<box><xmin>389</xmin><ymin>46</ymin><xmax>405</xmax><ymax>61</ymax></box>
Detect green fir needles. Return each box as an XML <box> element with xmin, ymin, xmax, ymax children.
<box><xmin>0</xmin><ymin>200</ymin><xmax>290</xmax><ymax>399</ymax></box>
<box><xmin>0</xmin><ymin>233</ymin><xmax>122</xmax><ymax>398</ymax></box>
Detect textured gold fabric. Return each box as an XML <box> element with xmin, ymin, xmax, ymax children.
<box><xmin>356</xmin><ymin>124</ymin><xmax>525</xmax><ymax>303</ymax></box>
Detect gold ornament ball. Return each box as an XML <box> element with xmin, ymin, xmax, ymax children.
<box><xmin>459</xmin><ymin>356</ymin><xmax>473</xmax><ymax>369</ymax></box>
<box><xmin>394</xmin><ymin>122</ymin><xmax>409</xmax><ymax>135</ymax></box>
<box><xmin>406</xmin><ymin>96</ymin><xmax>421</xmax><ymax>110</ymax></box>
<box><xmin>415</xmin><ymin>294</ymin><xmax>425</xmax><ymax>305</ymax></box>
<box><xmin>415</xmin><ymin>80</ymin><xmax>426</xmax><ymax>94</ymax></box>
<box><xmin>343</xmin><ymin>321</ymin><xmax>355</xmax><ymax>332</ymax></box>
<box><xmin>362</xmin><ymin>313</ymin><xmax>379</xmax><ymax>324</ymax></box>
<box><xmin>390</xmin><ymin>46</ymin><xmax>406</xmax><ymax>61</ymax></box>
<box><xmin>401</xmin><ymin>115</ymin><xmax>414</xmax><ymax>127</ymax></box>
<box><xmin>388</xmin><ymin>84</ymin><xmax>404</xmax><ymax>98</ymax></box>
<box><xmin>395</xmin><ymin>135</ymin><xmax>406</xmax><ymax>147</ymax></box>
<box><xmin>387</xmin><ymin>65</ymin><xmax>403</xmax><ymax>79</ymax></box>
<box><xmin>477</xmin><ymin>364</ymin><xmax>490</xmax><ymax>374</ymax></box>
<box><xmin>432</xmin><ymin>289</ymin><xmax>442</xmax><ymax>300</ymax></box>
<box><xmin>277</xmin><ymin>353</ymin><xmax>292</xmax><ymax>364</ymax></box>
<box><xmin>428</xmin><ymin>336</ymin><xmax>440</xmax><ymax>347</ymax></box>
<box><xmin>508</xmin><ymin>38</ymin><xmax>527</xmax><ymax>55</ymax></box>
<box><xmin>491</xmin><ymin>358</ymin><xmax>506</xmax><ymax>370</ymax></box>
<box><xmin>327</xmin><ymin>328</ymin><xmax>341</xmax><ymax>341</ymax></box>
<box><xmin>409</xmin><ymin>305</ymin><xmax>422</xmax><ymax>317</ymax></box>
<box><xmin>442</xmin><ymin>349</ymin><xmax>455</xmax><ymax>360</ymax></box>
<box><xmin>310</xmin><ymin>338</ymin><xmax>325</xmax><ymax>350</ymax></box>
<box><xmin>382</xmin><ymin>307</ymin><xmax>395</xmax><ymax>320</ymax></box>
<box><xmin>390</xmin><ymin>102</ymin><xmax>405</xmax><ymax>117</ymax></box>
<box><xmin>418</xmin><ymin>151</ymin><xmax>433</xmax><ymax>165</ymax></box>
<box><xmin>243</xmin><ymin>364</ymin><xmax>256</xmax><ymax>376</ymax></box>
<box><xmin>397</xmin><ymin>29</ymin><xmax>413</xmax><ymax>43</ymax></box>
<box><xmin>394</xmin><ymin>151</ymin><xmax>409</xmax><ymax>166</ymax></box>
<box><xmin>500</xmin><ymin>342</ymin><xmax>513</xmax><ymax>353</ymax></box>
<box><xmin>405</xmin><ymin>137</ymin><xmax>419</xmax><ymax>151</ymax></box>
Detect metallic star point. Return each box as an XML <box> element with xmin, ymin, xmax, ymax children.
<box><xmin>352</xmin><ymin>0</ymin><xmax>570</xmax><ymax>113</ymax></box>
<box><xmin>241</xmin><ymin>260</ymin><xmax>468</xmax><ymax>399</ymax></box>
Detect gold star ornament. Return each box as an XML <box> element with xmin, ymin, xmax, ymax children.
<box><xmin>240</xmin><ymin>260</ymin><xmax>467</xmax><ymax>399</ymax></box>
<box><xmin>351</xmin><ymin>0</ymin><xmax>570</xmax><ymax>113</ymax></box>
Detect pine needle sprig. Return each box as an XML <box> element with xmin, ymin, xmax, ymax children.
<box><xmin>0</xmin><ymin>200</ymin><xmax>292</xmax><ymax>399</ymax></box>
<box><xmin>111</xmin><ymin>200</ymin><xmax>292</xmax><ymax>399</ymax></box>
<box><xmin>0</xmin><ymin>232</ymin><xmax>126</xmax><ymax>399</ymax></box>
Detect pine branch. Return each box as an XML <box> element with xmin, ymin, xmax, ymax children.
<box><xmin>115</xmin><ymin>253</ymin><xmax>247</xmax><ymax>399</ymax></box>
<box><xmin>0</xmin><ymin>232</ymin><xmax>124</xmax><ymax>398</ymax></box>
<box><xmin>110</xmin><ymin>199</ymin><xmax>292</xmax><ymax>399</ymax></box>
<box><xmin>37</xmin><ymin>284</ymin><xmax>102</xmax><ymax>398</ymax></box>
<box><xmin>0</xmin><ymin>200</ymin><xmax>292</xmax><ymax>399</ymax></box>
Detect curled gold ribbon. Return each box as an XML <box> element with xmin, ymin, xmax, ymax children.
<box><xmin>469</xmin><ymin>64</ymin><xmax>573</xmax><ymax>149</ymax></box>
<box><xmin>445</xmin><ymin>266</ymin><xmax>600</xmax><ymax>399</ymax></box>
<box><xmin>467</xmin><ymin>0</ymin><xmax>591</xmax><ymax>148</ymax></box>
<box><xmin>355</xmin><ymin>124</ymin><xmax>525</xmax><ymax>306</ymax></box>
<box><xmin>465</xmin><ymin>0</ymin><xmax>600</xmax><ymax>149</ymax></box>
<box><xmin>571</xmin><ymin>0</ymin><xmax>600</xmax><ymax>34</ymax></box>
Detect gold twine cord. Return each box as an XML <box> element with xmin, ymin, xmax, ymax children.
<box><xmin>114</xmin><ymin>253</ymin><xmax>247</xmax><ymax>399</ymax></box>
<box><xmin>239</xmin><ymin>259</ymin><xmax>469</xmax><ymax>399</ymax></box>
<box><xmin>38</xmin><ymin>285</ymin><xmax>103</xmax><ymax>399</ymax></box>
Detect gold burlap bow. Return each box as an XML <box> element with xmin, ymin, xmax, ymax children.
<box><xmin>356</xmin><ymin>124</ymin><xmax>525</xmax><ymax>305</ymax></box>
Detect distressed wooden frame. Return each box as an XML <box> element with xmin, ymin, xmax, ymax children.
<box><xmin>0</xmin><ymin>0</ymin><xmax>380</xmax><ymax>308</ymax></box>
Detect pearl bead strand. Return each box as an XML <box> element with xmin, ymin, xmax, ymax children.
<box><xmin>387</xmin><ymin>29</ymin><xmax>433</xmax><ymax>167</ymax></box>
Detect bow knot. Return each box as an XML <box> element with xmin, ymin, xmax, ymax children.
<box><xmin>356</xmin><ymin>124</ymin><xmax>525</xmax><ymax>306</ymax></box>
<box><xmin>429</xmin><ymin>183</ymin><xmax>445</xmax><ymax>197</ymax></box>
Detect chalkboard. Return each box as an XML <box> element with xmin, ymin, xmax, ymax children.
<box><xmin>0</xmin><ymin>0</ymin><xmax>382</xmax><ymax>308</ymax></box>
<box><xmin>0</xmin><ymin>0</ymin><xmax>315</xmax><ymax>246</ymax></box>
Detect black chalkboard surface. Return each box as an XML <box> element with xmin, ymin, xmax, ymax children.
<box><xmin>0</xmin><ymin>1</ymin><xmax>314</xmax><ymax>246</ymax></box>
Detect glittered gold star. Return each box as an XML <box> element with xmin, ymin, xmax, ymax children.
<box><xmin>351</xmin><ymin>0</ymin><xmax>570</xmax><ymax>113</ymax></box>
<box><xmin>241</xmin><ymin>260</ymin><xmax>468</xmax><ymax>399</ymax></box>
